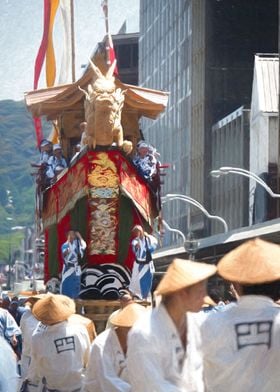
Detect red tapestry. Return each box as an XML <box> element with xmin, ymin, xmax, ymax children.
<box><xmin>43</xmin><ymin>150</ymin><xmax>159</xmax><ymax>274</ymax></box>
<box><xmin>119</xmin><ymin>160</ymin><xmax>157</xmax><ymax>225</ymax></box>
<box><xmin>43</xmin><ymin>158</ymin><xmax>87</xmax><ymax>227</ymax></box>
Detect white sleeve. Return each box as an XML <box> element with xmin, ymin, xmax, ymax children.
<box><xmin>127</xmin><ymin>331</ymin><xmax>181</xmax><ymax>392</ymax></box>
<box><xmin>146</xmin><ymin>235</ymin><xmax>158</xmax><ymax>252</ymax></box>
<box><xmin>80</xmin><ymin>238</ymin><xmax>87</xmax><ymax>251</ymax></box>
<box><xmin>83</xmin><ymin>341</ymin><xmax>131</xmax><ymax>392</ymax></box>
<box><xmin>4</xmin><ymin>310</ymin><xmax>21</xmax><ymax>339</ymax></box>
<box><xmin>26</xmin><ymin>336</ymin><xmax>41</xmax><ymax>388</ymax></box>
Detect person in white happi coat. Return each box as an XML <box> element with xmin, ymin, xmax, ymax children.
<box><xmin>46</xmin><ymin>144</ymin><xmax>67</xmax><ymax>180</ymax></box>
<box><xmin>83</xmin><ymin>303</ymin><xmax>148</xmax><ymax>392</ymax></box>
<box><xmin>39</xmin><ymin>139</ymin><xmax>53</xmax><ymax>165</ymax></box>
<box><xmin>106</xmin><ymin>290</ymin><xmax>134</xmax><ymax>329</ymax></box>
<box><xmin>127</xmin><ymin>258</ymin><xmax>217</xmax><ymax>392</ymax></box>
<box><xmin>200</xmin><ymin>238</ymin><xmax>280</xmax><ymax>392</ymax></box>
<box><xmin>20</xmin><ymin>294</ymin><xmax>50</xmax><ymax>380</ymax></box>
<box><xmin>61</xmin><ymin>230</ymin><xmax>87</xmax><ymax>299</ymax></box>
<box><xmin>26</xmin><ymin>294</ymin><xmax>90</xmax><ymax>392</ymax></box>
<box><xmin>128</xmin><ymin>225</ymin><xmax>158</xmax><ymax>300</ymax></box>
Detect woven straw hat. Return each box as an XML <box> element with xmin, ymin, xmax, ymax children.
<box><xmin>156</xmin><ymin>258</ymin><xmax>217</xmax><ymax>296</ymax></box>
<box><xmin>218</xmin><ymin>238</ymin><xmax>280</xmax><ymax>284</ymax></box>
<box><xmin>24</xmin><ymin>293</ymin><xmax>51</xmax><ymax>307</ymax></box>
<box><xmin>32</xmin><ymin>294</ymin><xmax>76</xmax><ymax>325</ymax></box>
<box><xmin>110</xmin><ymin>303</ymin><xmax>147</xmax><ymax>327</ymax></box>
<box><xmin>68</xmin><ymin>314</ymin><xmax>96</xmax><ymax>342</ymax></box>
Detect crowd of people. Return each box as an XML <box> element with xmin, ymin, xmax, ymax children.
<box><xmin>33</xmin><ymin>120</ymin><xmax>161</xmax><ymax>192</ymax></box>
<box><xmin>1</xmin><ymin>238</ymin><xmax>280</xmax><ymax>391</ymax></box>
<box><xmin>33</xmin><ymin>140</ymin><xmax>68</xmax><ymax>190</ymax></box>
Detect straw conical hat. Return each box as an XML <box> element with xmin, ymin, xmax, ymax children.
<box><xmin>32</xmin><ymin>294</ymin><xmax>76</xmax><ymax>325</ymax></box>
<box><xmin>110</xmin><ymin>303</ymin><xmax>148</xmax><ymax>327</ymax></box>
<box><xmin>218</xmin><ymin>238</ymin><xmax>280</xmax><ymax>284</ymax></box>
<box><xmin>156</xmin><ymin>258</ymin><xmax>217</xmax><ymax>296</ymax></box>
<box><xmin>68</xmin><ymin>314</ymin><xmax>97</xmax><ymax>342</ymax></box>
<box><xmin>24</xmin><ymin>293</ymin><xmax>51</xmax><ymax>308</ymax></box>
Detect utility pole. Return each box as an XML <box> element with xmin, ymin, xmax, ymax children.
<box><xmin>6</xmin><ymin>217</ymin><xmax>13</xmax><ymax>291</ymax></box>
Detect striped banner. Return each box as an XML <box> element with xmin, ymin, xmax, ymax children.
<box><xmin>46</xmin><ymin>0</ymin><xmax>60</xmax><ymax>87</ymax></box>
<box><xmin>58</xmin><ymin>0</ymin><xmax>72</xmax><ymax>84</ymax></box>
<box><xmin>34</xmin><ymin>0</ymin><xmax>51</xmax><ymax>89</ymax></box>
<box><xmin>33</xmin><ymin>0</ymin><xmax>51</xmax><ymax>147</ymax></box>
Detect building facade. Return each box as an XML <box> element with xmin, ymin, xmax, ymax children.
<box><xmin>139</xmin><ymin>0</ymin><xmax>278</xmax><ymax>246</ymax></box>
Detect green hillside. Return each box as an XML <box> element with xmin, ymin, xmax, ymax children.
<box><xmin>0</xmin><ymin>100</ymin><xmax>50</xmax><ymax>262</ymax></box>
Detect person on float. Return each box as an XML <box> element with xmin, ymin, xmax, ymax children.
<box><xmin>60</xmin><ymin>229</ymin><xmax>86</xmax><ymax>299</ymax></box>
<box><xmin>128</xmin><ymin>225</ymin><xmax>158</xmax><ymax>300</ymax></box>
<box><xmin>46</xmin><ymin>143</ymin><xmax>67</xmax><ymax>180</ymax></box>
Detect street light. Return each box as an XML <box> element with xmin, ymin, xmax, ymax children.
<box><xmin>161</xmin><ymin>219</ymin><xmax>186</xmax><ymax>243</ymax></box>
<box><xmin>210</xmin><ymin>166</ymin><xmax>280</xmax><ymax>198</ymax></box>
<box><xmin>162</xmin><ymin>194</ymin><xmax>229</xmax><ymax>233</ymax></box>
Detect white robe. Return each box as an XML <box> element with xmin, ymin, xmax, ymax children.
<box><xmin>27</xmin><ymin>320</ymin><xmax>90</xmax><ymax>391</ymax></box>
<box><xmin>201</xmin><ymin>295</ymin><xmax>280</xmax><ymax>392</ymax></box>
<box><xmin>83</xmin><ymin>328</ymin><xmax>131</xmax><ymax>392</ymax></box>
<box><xmin>20</xmin><ymin>308</ymin><xmax>39</xmax><ymax>379</ymax></box>
<box><xmin>127</xmin><ymin>303</ymin><xmax>204</xmax><ymax>392</ymax></box>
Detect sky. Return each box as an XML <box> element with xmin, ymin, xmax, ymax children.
<box><xmin>0</xmin><ymin>0</ymin><xmax>139</xmax><ymax>101</ymax></box>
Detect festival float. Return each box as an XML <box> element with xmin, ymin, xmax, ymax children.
<box><xmin>24</xmin><ymin>2</ymin><xmax>169</xmax><ymax>332</ymax></box>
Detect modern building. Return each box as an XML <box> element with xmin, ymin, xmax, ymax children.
<box><xmin>139</xmin><ymin>0</ymin><xmax>279</xmax><ymax>246</ymax></box>
<box><xmin>210</xmin><ymin>106</ymin><xmax>250</xmax><ymax>233</ymax></box>
<box><xmin>113</xmin><ymin>33</ymin><xmax>139</xmax><ymax>85</ymax></box>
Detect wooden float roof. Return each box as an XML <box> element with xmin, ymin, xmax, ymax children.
<box><xmin>24</xmin><ymin>60</ymin><xmax>169</xmax><ymax>121</ymax></box>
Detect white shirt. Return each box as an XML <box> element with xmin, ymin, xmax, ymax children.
<box><xmin>20</xmin><ymin>308</ymin><xmax>39</xmax><ymax>357</ymax></box>
<box><xmin>20</xmin><ymin>308</ymin><xmax>40</xmax><ymax>379</ymax></box>
<box><xmin>127</xmin><ymin>303</ymin><xmax>204</xmax><ymax>392</ymax></box>
<box><xmin>27</xmin><ymin>320</ymin><xmax>90</xmax><ymax>391</ymax></box>
<box><xmin>201</xmin><ymin>295</ymin><xmax>280</xmax><ymax>392</ymax></box>
<box><xmin>83</xmin><ymin>327</ymin><xmax>130</xmax><ymax>392</ymax></box>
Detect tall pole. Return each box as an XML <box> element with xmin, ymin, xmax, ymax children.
<box><xmin>8</xmin><ymin>230</ymin><xmax>11</xmax><ymax>291</ymax></box>
<box><xmin>6</xmin><ymin>217</ymin><xmax>13</xmax><ymax>291</ymax></box>
<box><xmin>70</xmin><ymin>0</ymin><xmax>75</xmax><ymax>82</ymax></box>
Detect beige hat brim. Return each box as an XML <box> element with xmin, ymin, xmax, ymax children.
<box><xmin>24</xmin><ymin>293</ymin><xmax>51</xmax><ymax>308</ymax></box>
<box><xmin>156</xmin><ymin>258</ymin><xmax>217</xmax><ymax>296</ymax></box>
<box><xmin>110</xmin><ymin>303</ymin><xmax>147</xmax><ymax>327</ymax></box>
<box><xmin>68</xmin><ymin>314</ymin><xmax>97</xmax><ymax>342</ymax></box>
<box><xmin>218</xmin><ymin>238</ymin><xmax>280</xmax><ymax>284</ymax></box>
<box><xmin>32</xmin><ymin>294</ymin><xmax>76</xmax><ymax>325</ymax></box>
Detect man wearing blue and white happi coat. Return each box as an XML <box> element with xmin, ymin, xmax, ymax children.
<box><xmin>128</xmin><ymin>225</ymin><xmax>158</xmax><ymax>300</ymax></box>
<box><xmin>61</xmin><ymin>230</ymin><xmax>86</xmax><ymax>299</ymax></box>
